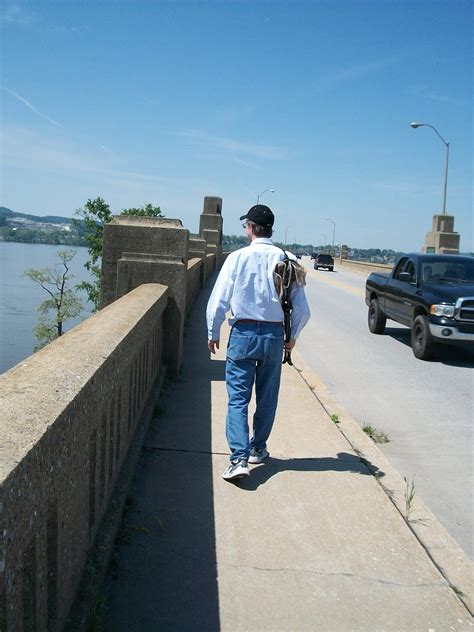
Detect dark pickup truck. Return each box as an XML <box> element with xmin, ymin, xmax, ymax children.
<box><xmin>365</xmin><ymin>254</ymin><xmax>474</xmax><ymax>360</ymax></box>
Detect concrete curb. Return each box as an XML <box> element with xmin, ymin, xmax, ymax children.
<box><xmin>290</xmin><ymin>347</ymin><xmax>474</xmax><ymax>616</ymax></box>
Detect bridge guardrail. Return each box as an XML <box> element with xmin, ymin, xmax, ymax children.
<box><xmin>1</xmin><ymin>196</ymin><xmax>225</xmax><ymax>632</ymax></box>
<box><xmin>1</xmin><ymin>284</ymin><xmax>169</xmax><ymax>631</ymax></box>
<box><xmin>338</xmin><ymin>259</ymin><xmax>393</xmax><ymax>275</ymax></box>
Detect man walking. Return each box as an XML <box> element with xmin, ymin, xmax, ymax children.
<box><xmin>206</xmin><ymin>205</ymin><xmax>310</xmax><ymax>482</ymax></box>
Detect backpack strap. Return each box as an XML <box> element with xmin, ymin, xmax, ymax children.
<box><xmin>273</xmin><ymin>249</ymin><xmax>306</xmax><ymax>365</ymax></box>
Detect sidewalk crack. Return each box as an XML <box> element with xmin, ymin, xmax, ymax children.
<box><xmin>224</xmin><ymin>563</ymin><xmax>447</xmax><ymax>589</ymax></box>
<box><xmin>143</xmin><ymin>445</ymin><xmax>228</xmax><ymax>456</ymax></box>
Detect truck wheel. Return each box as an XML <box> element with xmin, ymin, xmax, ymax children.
<box><xmin>411</xmin><ymin>315</ymin><xmax>435</xmax><ymax>360</ymax></box>
<box><xmin>368</xmin><ymin>298</ymin><xmax>386</xmax><ymax>334</ymax></box>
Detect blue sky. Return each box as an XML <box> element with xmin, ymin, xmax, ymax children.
<box><xmin>1</xmin><ymin>0</ymin><xmax>472</xmax><ymax>251</ymax></box>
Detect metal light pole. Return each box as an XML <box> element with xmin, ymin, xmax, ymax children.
<box><xmin>256</xmin><ymin>188</ymin><xmax>275</xmax><ymax>204</ymax></box>
<box><xmin>284</xmin><ymin>225</ymin><xmax>293</xmax><ymax>248</ymax></box>
<box><xmin>410</xmin><ymin>122</ymin><xmax>450</xmax><ymax>214</ymax></box>
<box><xmin>324</xmin><ymin>218</ymin><xmax>336</xmax><ymax>254</ymax></box>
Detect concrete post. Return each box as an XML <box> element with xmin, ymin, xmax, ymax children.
<box><xmin>100</xmin><ymin>217</ymin><xmax>189</xmax><ymax>376</ymax></box>
<box><xmin>199</xmin><ymin>196</ymin><xmax>223</xmax><ymax>266</ymax></box>
<box><xmin>421</xmin><ymin>213</ymin><xmax>460</xmax><ymax>254</ymax></box>
<box><xmin>188</xmin><ymin>237</ymin><xmax>207</xmax><ymax>260</ymax></box>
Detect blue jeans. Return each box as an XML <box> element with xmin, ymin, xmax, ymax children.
<box><xmin>225</xmin><ymin>321</ymin><xmax>284</xmax><ymax>462</ymax></box>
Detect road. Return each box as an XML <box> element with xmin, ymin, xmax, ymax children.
<box><xmin>297</xmin><ymin>258</ymin><xmax>474</xmax><ymax>558</ymax></box>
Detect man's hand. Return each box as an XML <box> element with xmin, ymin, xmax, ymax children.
<box><xmin>208</xmin><ymin>340</ymin><xmax>220</xmax><ymax>354</ymax></box>
<box><xmin>284</xmin><ymin>339</ymin><xmax>296</xmax><ymax>352</ymax></box>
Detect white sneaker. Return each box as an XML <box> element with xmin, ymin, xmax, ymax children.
<box><xmin>248</xmin><ymin>447</ymin><xmax>269</xmax><ymax>464</ymax></box>
<box><xmin>222</xmin><ymin>459</ymin><xmax>249</xmax><ymax>481</ymax></box>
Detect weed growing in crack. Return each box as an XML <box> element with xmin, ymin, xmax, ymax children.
<box><xmin>88</xmin><ymin>595</ymin><xmax>106</xmax><ymax>632</ymax></box>
<box><xmin>330</xmin><ymin>413</ymin><xmax>340</xmax><ymax>424</ymax></box>
<box><xmin>362</xmin><ymin>423</ymin><xmax>389</xmax><ymax>443</ymax></box>
<box><xmin>450</xmin><ymin>584</ymin><xmax>465</xmax><ymax>597</ymax></box>
<box><xmin>404</xmin><ymin>476</ymin><xmax>416</xmax><ymax>521</ymax></box>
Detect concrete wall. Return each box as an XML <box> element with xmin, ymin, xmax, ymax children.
<box><xmin>1</xmin><ymin>196</ymin><xmax>225</xmax><ymax>631</ymax></box>
<box><xmin>338</xmin><ymin>259</ymin><xmax>393</xmax><ymax>276</ymax></box>
<box><xmin>101</xmin><ymin>217</ymin><xmax>189</xmax><ymax>379</ymax></box>
<box><xmin>186</xmin><ymin>258</ymin><xmax>204</xmax><ymax>313</ymax></box>
<box><xmin>0</xmin><ymin>284</ymin><xmax>168</xmax><ymax>632</ymax></box>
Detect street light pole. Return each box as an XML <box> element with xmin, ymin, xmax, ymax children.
<box><xmin>410</xmin><ymin>122</ymin><xmax>450</xmax><ymax>214</ymax></box>
<box><xmin>324</xmin><ymin>218</ymin><xmax>336</xmax><ymax>254</ymax></box>
<box><xmin>256</xmin><ymin>188</ymin><xmax>275</xmax><ymax>204</ymax></box>
<box><xmin>284</xmin><ymin>225</ymin><xmax>293</xmax><ymax>248</ymax></box>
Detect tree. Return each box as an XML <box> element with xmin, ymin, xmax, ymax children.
<box><xmin>73</xmin><ymin>198</ymin><xmax>113</xmax><ymax>312</ymax></box>
<box><xmin>73</xmin><ymin>198</ymin><xmax>163</xmax><ymax>311</ymax></box>
<box><xmin>23</xmin><ymin>249</ymin><xmax>83</xmax><ymax>351</ymax></box>
<box><xmin>121</xmin><ymin>203</ymin><xmax>163</xmax><ymax>218</ymax></box>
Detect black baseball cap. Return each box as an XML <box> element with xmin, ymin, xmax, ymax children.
<box><xmin>240</xmin><ymin>204</ymin><xmax>275</xmax><ymax>227</ymax></box>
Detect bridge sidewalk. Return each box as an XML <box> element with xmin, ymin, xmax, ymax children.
<box><xmin>102</xmin><ymin>280</ymin><xmax>472</xmax><ymax>631</ymax></box>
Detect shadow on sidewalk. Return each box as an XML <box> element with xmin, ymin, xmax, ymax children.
<box><xmin>237</xmin><ymin>453</ymin><xmax>385</xmax><ymax>491</ymax></box>
<box><xmin>103</xmin><ymin>275</ymin><xmax>223</xmax><ymax>632</ymax></box>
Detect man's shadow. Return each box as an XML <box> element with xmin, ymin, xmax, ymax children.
<box><xmin>235</xmin><ymin>452</ymin><xmax>385</xmax><ymax>491</ymax></box>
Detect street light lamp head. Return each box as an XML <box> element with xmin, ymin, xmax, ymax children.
<box><xmin>256</xmin><ymin>188</ymin><xmax>276</xmax><ymax>204</ymax></box>
<box><xmin>410</xmin><ymin>120</ymin><xmax>450</xmax><ymax>214</ymax></box>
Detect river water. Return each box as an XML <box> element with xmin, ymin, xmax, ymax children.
<box><xmin>0</xmin><ymin>242</ymin><xmax>94</xmax><ymax>374</ymax></box>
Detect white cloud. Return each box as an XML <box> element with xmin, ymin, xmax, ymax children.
<box><xmin>0</xmin><ymin>3</ymin><xmax>33</xmax><ymax>26</ymax></box>
<box><xmin>232</xmin><ymin>156</ymin><xmax>262</xmax><ymax>170</ymax></box>
<box><xmin>315</xmin><ymin>56</ymin><xmax>401</xmax><ymax>92</ymax></box>
<box><xmin>176</xmin><ymin>129</ymin><xmax>294</xmax><ymax>161</ymax></box>
<box><xmin>0</xmin><ymin>125</ymin><xmax>221</xmax><ymax>222</ymax></box>
<box><xmin>99</xmin><ymin>144</ymin><xmax>119</xmax><ymax>157</ymax></box>
<box><xmin>1</xmin><ymin>125</ymin><xmax>203</xmax><ymax>189</ymax></box>
<box><xmin>412</xmin><ymin>85</ymin><xmax>465</xmax><ymax>107</ymax></box>
<box><xmin>3</xmin><ymin>87</ymin><xmax>63</xmax><ymax>128</ymax></box>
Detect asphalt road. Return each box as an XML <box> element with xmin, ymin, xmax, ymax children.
<box><xmin>297</xmin><ymin>258</ymin><xmax>474</xmax><ymax>559</ymax></box>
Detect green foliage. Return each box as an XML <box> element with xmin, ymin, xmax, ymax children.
<box><xmin>0</xmin><ymin>224</ymin><xmax>86</xmax><ymax>246</ymax></box>
<box><xmin>349</xmin><ymin>247</ymin><xmax>404</xmax><ymax>263</ymax></box>
<box><xmin>73</xmin><ymin>197</ymin><xmax>113</xmax><ymax>264</ymax></box>
<box><xmin>362</xmin><ymin>423</ymin><xmax>390</xmax><ymax>443</ymax></box>
<box><xmin>404</xmin><ymin>475</ymin><xmax>416</xmax><ymax>521</ymax></box>
<box><xmin>120</xmin><ymin>203</ymin><xmax>163</xmax><ymax>218</ymax></box>
<box><xmin>23</xmin><ymin>248</ymin><xmax>83</xmax><ymax>351</ymax></box>
<box><xmin>0</xmin><ymin>206</ymin><xmax>72</xmax><ymax>224</ymax></box>
<box><xmin>73</xmin><ymin>198</ymin><xmax>163</xmax><ymax>311</ymax></box>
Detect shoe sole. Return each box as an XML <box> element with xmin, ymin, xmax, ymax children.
<box><xmin>223</xmin><ymin>471</ymin><xmax>249</xmax><ymax>481</ymax></box>
<box><xmin>248</xmin><ymin>453</ymin><xmax>269</xmax><ymax>464</ymax></box>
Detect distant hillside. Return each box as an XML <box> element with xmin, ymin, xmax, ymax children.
<box><xmin>0</xmin><ymin>207</ymin><xmax>72</xmax><ymax>225</ymax></box>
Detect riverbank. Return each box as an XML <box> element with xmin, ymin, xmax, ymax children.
<box><xmin>0</xmin><ymin>242</ymin><xmax>92</xmax><ymax>373</ymax></box>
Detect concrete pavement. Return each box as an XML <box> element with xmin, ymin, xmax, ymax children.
<box><xmin>103</xmin><ymin>279</ymin><xmax>473</xmax><ymax>631</ymax></box>
<box><xmin>298</xmin><ymin>259</ymin><xmax>474</xmax><ymax>559</ymax></box>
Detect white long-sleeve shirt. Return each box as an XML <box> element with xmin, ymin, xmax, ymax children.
<box><xmin>206</xmin><ymin>238</ymin><xmax>311</xmax><ymax>341</ymax></box>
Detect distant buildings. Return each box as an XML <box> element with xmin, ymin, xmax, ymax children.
<box><xmin>6</xmin><ymin>217</ymin><xmax>71</xmax><ymax>232</ymax></box>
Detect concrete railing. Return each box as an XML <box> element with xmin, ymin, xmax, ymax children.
<box><xmin>1</xmin><ymin>196</ymin><xmax>225</xmax><ymax>631</ymax></box>
<box><xmin>0</xmin><ymin>284</ymin><xmax>169</xmax><ymax>632</ymax></box>
<box><xmin>186</xmin><ymin>258</ymin><xmax>204</xmax><ymax>313</ymax></box>
<box><xmin>337</xmin><ymin>259</ymin><xmax>393</xmax><ymax>275</ymax></box>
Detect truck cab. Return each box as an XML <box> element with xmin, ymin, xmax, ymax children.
<box><xmin>365</xmin><ymin>254</ymin><xmax>474</xmax><ymax>360</ymax></box>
